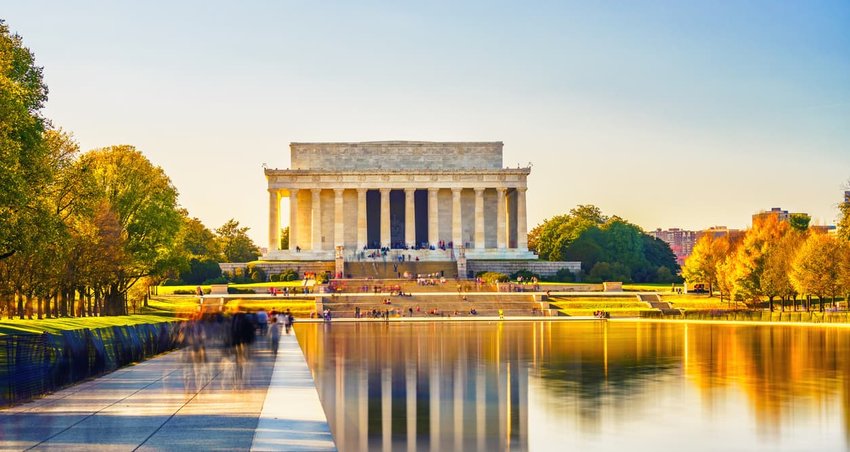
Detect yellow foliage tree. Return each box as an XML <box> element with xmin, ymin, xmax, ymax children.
<box><xmin>791</xmin><ymin>233</ymin><xmax>842</xmax><ymax>312</ymax></box>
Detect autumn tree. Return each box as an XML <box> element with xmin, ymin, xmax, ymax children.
<box><xmin>683</xmin><ymin>233</ymin><xmax>734</xmax><ymax>297</ymax></box>
<box><xmin>733</xmin><ymin>215</ymin><xmax>789</xmax><ymax>310</ymax></box>
<box><xmin>762</xmin><ymin>229</ymin><xmax>804</xmax><ymax>311</ymax></box>
<box><xmin>791</xmin><ymin>233</ymin><xmax>842</xmax><ymax>312</ymax></box>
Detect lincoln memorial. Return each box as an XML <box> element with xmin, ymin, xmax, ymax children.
<box><xmin>263</xmin><ymin>141</ymin><xmax>537</xmax><ymax>262</ymax></box>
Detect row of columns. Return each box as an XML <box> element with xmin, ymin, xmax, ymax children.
<box><xmin>268</xmin><ymin>187</ymin><xmax>527</xmax><ymax>252</ymax></box>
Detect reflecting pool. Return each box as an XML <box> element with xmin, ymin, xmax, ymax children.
<box><xmin>296</xmin><ymin>321</ymin><xmax>850</xmax><ymax>451</ymax></box>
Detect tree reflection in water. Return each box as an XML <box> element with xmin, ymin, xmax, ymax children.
<box><xmin>297</xmin><ymin>321</ymin><xmax>850</xmax><ymax>451</ymax></box>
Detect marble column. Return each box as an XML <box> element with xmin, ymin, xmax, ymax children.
<box><xmin>451</xmin><ymin>188</ymin><xmax>463</xmax><ymax>248</ymax></box>
<box><xmin>268</xmin><ymin>189</ymin><xmax>280</xmax><ymax>252</ymax></box>
<box><xmin>311</xmin><ymin>188</ymin><xmax>322</xmax><ymax>251</ymax></box>
<box><xmin>428</xmin><ymin>188</ymin><xmax>439</xmax><ymax>247</ymax></box>
<box><xmin>288</xmin><ymin>189</ymin><xmax>299</xmax><ymax>251</ymax></box>
<box><xmin>334</xmin><ymin>188</ymin><xmax>344</xmax><ymax>247</ymax></box>
<box><xmin>474</xmin><ymin>188</ymin><xmax>485</xmax><ymax>249</ymax></box>
<box><xmin>404</xmin><ymin>188</ymin><xmax>416</xmax><ymax>248</ymax></box>
<box><xmin>380</xmin><ymin>188</ymin><xmax>391</xmax><ymax>248</ymax></box>
<box><xmin>517</xmin><ymin>187</ymin><xmax>528</xmax><ymax>250</ymax></box>
<box><xmin>357</xmin><ymin>188</ymin><xmax>367</xmax><ymax>250</ymax></box>
<box><xmin>496</xmin><ymin>187</ymin><xmax>507</xmax><ymax>249</ymax></box>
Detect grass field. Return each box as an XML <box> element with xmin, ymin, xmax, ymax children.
<box><xmin>156</xmin><ymin>280</ymin><xmax>307</xmax><ymax>295</ymax></box>
<box><xmin>536</xmin><ymin>282</ymin><xmax>682</xmax><ymax>292</ymax></box>
<box><xmin>0</xmin><ymin>314</ymin><xmax>178</xmax><ymax>336</ymax></box>
<box><xmin>549</xmin><ymin>296</ymin><xmax>654</xmax><ymax>317</ymax></box>
<box><xmin>143</xmin><ymin>296</ymin><xmax>318</xmax><ymax>318</ymax></box>
<box><xmin>660</xmin><ymin>294</ymin><xmax>743</xmax><ymax>310</ymax></box>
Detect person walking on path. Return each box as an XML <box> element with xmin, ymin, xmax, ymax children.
<box><xmin>284</xmin><ymin>309</ymin><xmax>294</xmax><ymax>334</ymax></box>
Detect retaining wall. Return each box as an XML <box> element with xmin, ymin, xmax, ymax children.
<box><xmin>0</xmin><ymin>322</ymin><xmax>181</xmax><ymax>407</ymax></box>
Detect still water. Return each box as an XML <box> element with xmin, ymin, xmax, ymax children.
<box><xmin>296</xmin><ymin>321</ymin><xmax>850</xmax><ymax>451</ymax></box>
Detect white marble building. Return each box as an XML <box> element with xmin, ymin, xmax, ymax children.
<box><xmin>263</xmin><ymin>141</ymin><xmax>536</xmax><ymax>261</ymax></box>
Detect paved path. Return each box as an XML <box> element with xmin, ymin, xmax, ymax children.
<box><xmin>0</xmin><ymin>332</ymin><xmax>334</xmax><ymax>451</ymax></box>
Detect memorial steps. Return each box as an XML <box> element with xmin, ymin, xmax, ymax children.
<box><xmin>319</xmin><ymin>293</ymin><xmax>554</xmax><ymax>318</ymax></box>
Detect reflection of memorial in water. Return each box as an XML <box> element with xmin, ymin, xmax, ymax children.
<box><xmin>298</xmin><ymin>322</ymin><xmax>530</xmax><ymax>451</ymax></box>
<box><xmin>298</xmin><ymin>321</ymin><xmax>850</xmax><ymax>451</ymax></box>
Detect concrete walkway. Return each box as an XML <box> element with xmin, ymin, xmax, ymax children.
<box><xmin>0</xmin><ymin>333</ymin><xmax>334</xmax><ymax>451</ymax></box>
<box><xmin>251</xmin><ymin>334</ymin><xmax>335</xmax><ymax>451</ymax></box>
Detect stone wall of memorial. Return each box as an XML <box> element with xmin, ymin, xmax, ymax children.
<box><xmin>467</xmin><ymin>260</ymin><xmax>581</xmax><ymax>277</ymax></box>
<box><xmin>290</xmin><ymin>142</ymin><xmax>503</xmax><ymax>171</ymax></box>
<box><xmin>219</xmin><ymin>261</ymin><xmax>335</xmax><ymax>277</ymax></box>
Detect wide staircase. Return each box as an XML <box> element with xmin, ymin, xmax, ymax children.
<box><xmin>547</xmin><ymin>294</ymin><xmax>659</xmax><ymax>317</ymax></box>
<box><xmin>321</xmin><ymin>293</ymin><xmax>551</xmax><ymax>318</ymax></box>
<box><xmin>344</xmin><ymin>261</ymin><xmax>458</xmax><ymax>279</ymax></box>
<box><xmin>639</xmin><ymin>293</ymin><xmax>681</xmax><ymax>315</ymax></box>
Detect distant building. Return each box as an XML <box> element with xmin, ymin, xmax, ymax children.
<box><xmin>650</xmin><ymin>228</ymin><xmax>697</xmax><ymax>266</ymax></box>
<box><xmin>752</xmin><ymin>207</ymin><xmax>790</xmax><ymax>225</ymax></box>
<box><xmin>700</xmin><ymin>226</ymin><xmax>743</xmax><ymax>240</ymax></box>
<box><xmin>810</xmin><ymin>225</ymin><xmax>837</xmax><ymax>235</ymax></box>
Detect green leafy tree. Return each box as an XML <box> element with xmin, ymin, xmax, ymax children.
<box><xmin>162</xmin><ymin>213</ymin><xmax>223</xmax><ymax>284</ymax></box>
<box><xmin>839</xmin><ymin>184</ymin><xmax>850</xmax><ymax>241</ymax></box>
<box><xmin>216</xmin><ymin>219</ymin><xmax>260</xmax><ymax>263</ymax></box>
<box><xmin>280</xmin><ymin>226</ymin><xmax>289</xmax><ymax>250</ymax></box>
<box><xmin>0</xmin><ymin>20</ymin><xmax>50</xmax><ymax>260</ymax></box>
<box><xmin>78</xmin><ymin>145</ymin><xmax>181</xmax><ymax>315</ymax></box>
<box><xmin>788</xmin><ymin>213</ymin><xmax>811</xmax><ymax>232</ymax></box>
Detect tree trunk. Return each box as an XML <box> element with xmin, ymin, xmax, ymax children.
<box><xmin>86</xmin><ymin>288</ymin><xmax>92</xmax><ymax>317</ymax></box>
<box><xmin>104</xmin><ymin>285</ymin><xmax>123</xmax><ymax>316</ymax></box>
<box><xmin>768</xmin><ymin>296</ymin><xmax>774</xmax><ymax>312</ymax></box>
<box><xmin>17</xmin><ymin>292</ymin><xmax>24</xmax><ymax>319</ymax></box>
<box><xmin>36</xmin><ymin>295</ymin><xmax>43</xmax><ymax>320</ymax></box>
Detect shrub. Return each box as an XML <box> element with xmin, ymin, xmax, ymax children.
<box><xmin>554</xmin><ymin>268</ymin><xmax>576</xmax><ymax>282</ymax></box>
<box><xmin>587</xmin><ymin>261</ymin><xmax>631</xmax><ymax>283</ymax></box>
<box><xmin>162</xmin><ymin>279</ymin><xmax>184</xmax><ymax>286</ymax></box>
<box><xmin>511</xmin><ymin>269</ymin><xmax>541</xmax><ymax>281</ymax></box>
<box><xmin>314</xmin><ymin>272</ymin><xmax>329</xmax><ymax>284</ymax></box>
<box><xmin>269</xmin><ymin>273</ymin><xmax>281</xmax><ymax>282</ymax></box>
<box><xmin>280</xmin><ymin>269</ymin><xmax>299</xmax><ymax>281</ymax></box>
<box><xmin>202</xmin><ymin>276</ymin><xmax>228</xmax><ymax>285</ymax></box>
<box><xmin>246</xmin><ymin>263</ymin><xmax>266</xmax><ymax>282</ymax></box>
<box><xmin>172</xmin><ymin>289</ymin><xmax>196</xmax><ymax>295</ymax></box>
<box><xmin>227</xmin><ymin>287</ymin><xmax>256</xmax><ymax>294</ymax></box>
<box><xmin>478</xmin><ymin>272</ymin><xmax>509</xmax><ymax>284</ymax></box>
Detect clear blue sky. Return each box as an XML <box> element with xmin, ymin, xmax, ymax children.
<box><xmin>4</xmin><ymin>1</ymin><xmax>849</xmax><ymax>244</ymax></box>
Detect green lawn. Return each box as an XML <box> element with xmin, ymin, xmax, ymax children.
<box><xmin>661</xmin><ymin>293</ymin><xmax>742</xmax><ymax>310</ymax></box>
<box><xmin>0</xmin><ymin>314</ymin><xmax>178</xmax><ymax>336</ymax></box>
<box><xmin>143</xmin><ymin>295</ymin><xmax>318</xmax><ymax>318</ymax></box>
<box><xmin>623</xmin><ymin>283</ymin><xmax>680</xmax><ymax>292</ymax></box>
<box><xmin>549</xmin><ymin>297</ymin><xmax>655</xmax><ymax>317</ymax></box>
<box><xmin>156</xmin><ymin>280</ymin><xmax>307</xmax><ymax>295</ymax></box>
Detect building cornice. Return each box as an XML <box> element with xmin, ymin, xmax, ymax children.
<box><xmin>265</xmin><ymin>168</ymin><xmax>531</xmax><ymax>176</ymax></box>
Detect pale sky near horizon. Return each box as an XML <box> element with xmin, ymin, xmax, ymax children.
<box><xmin>3</xmin><ymin>1</ymin><xmax>849</xmax><ymax>245</ymax></box>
